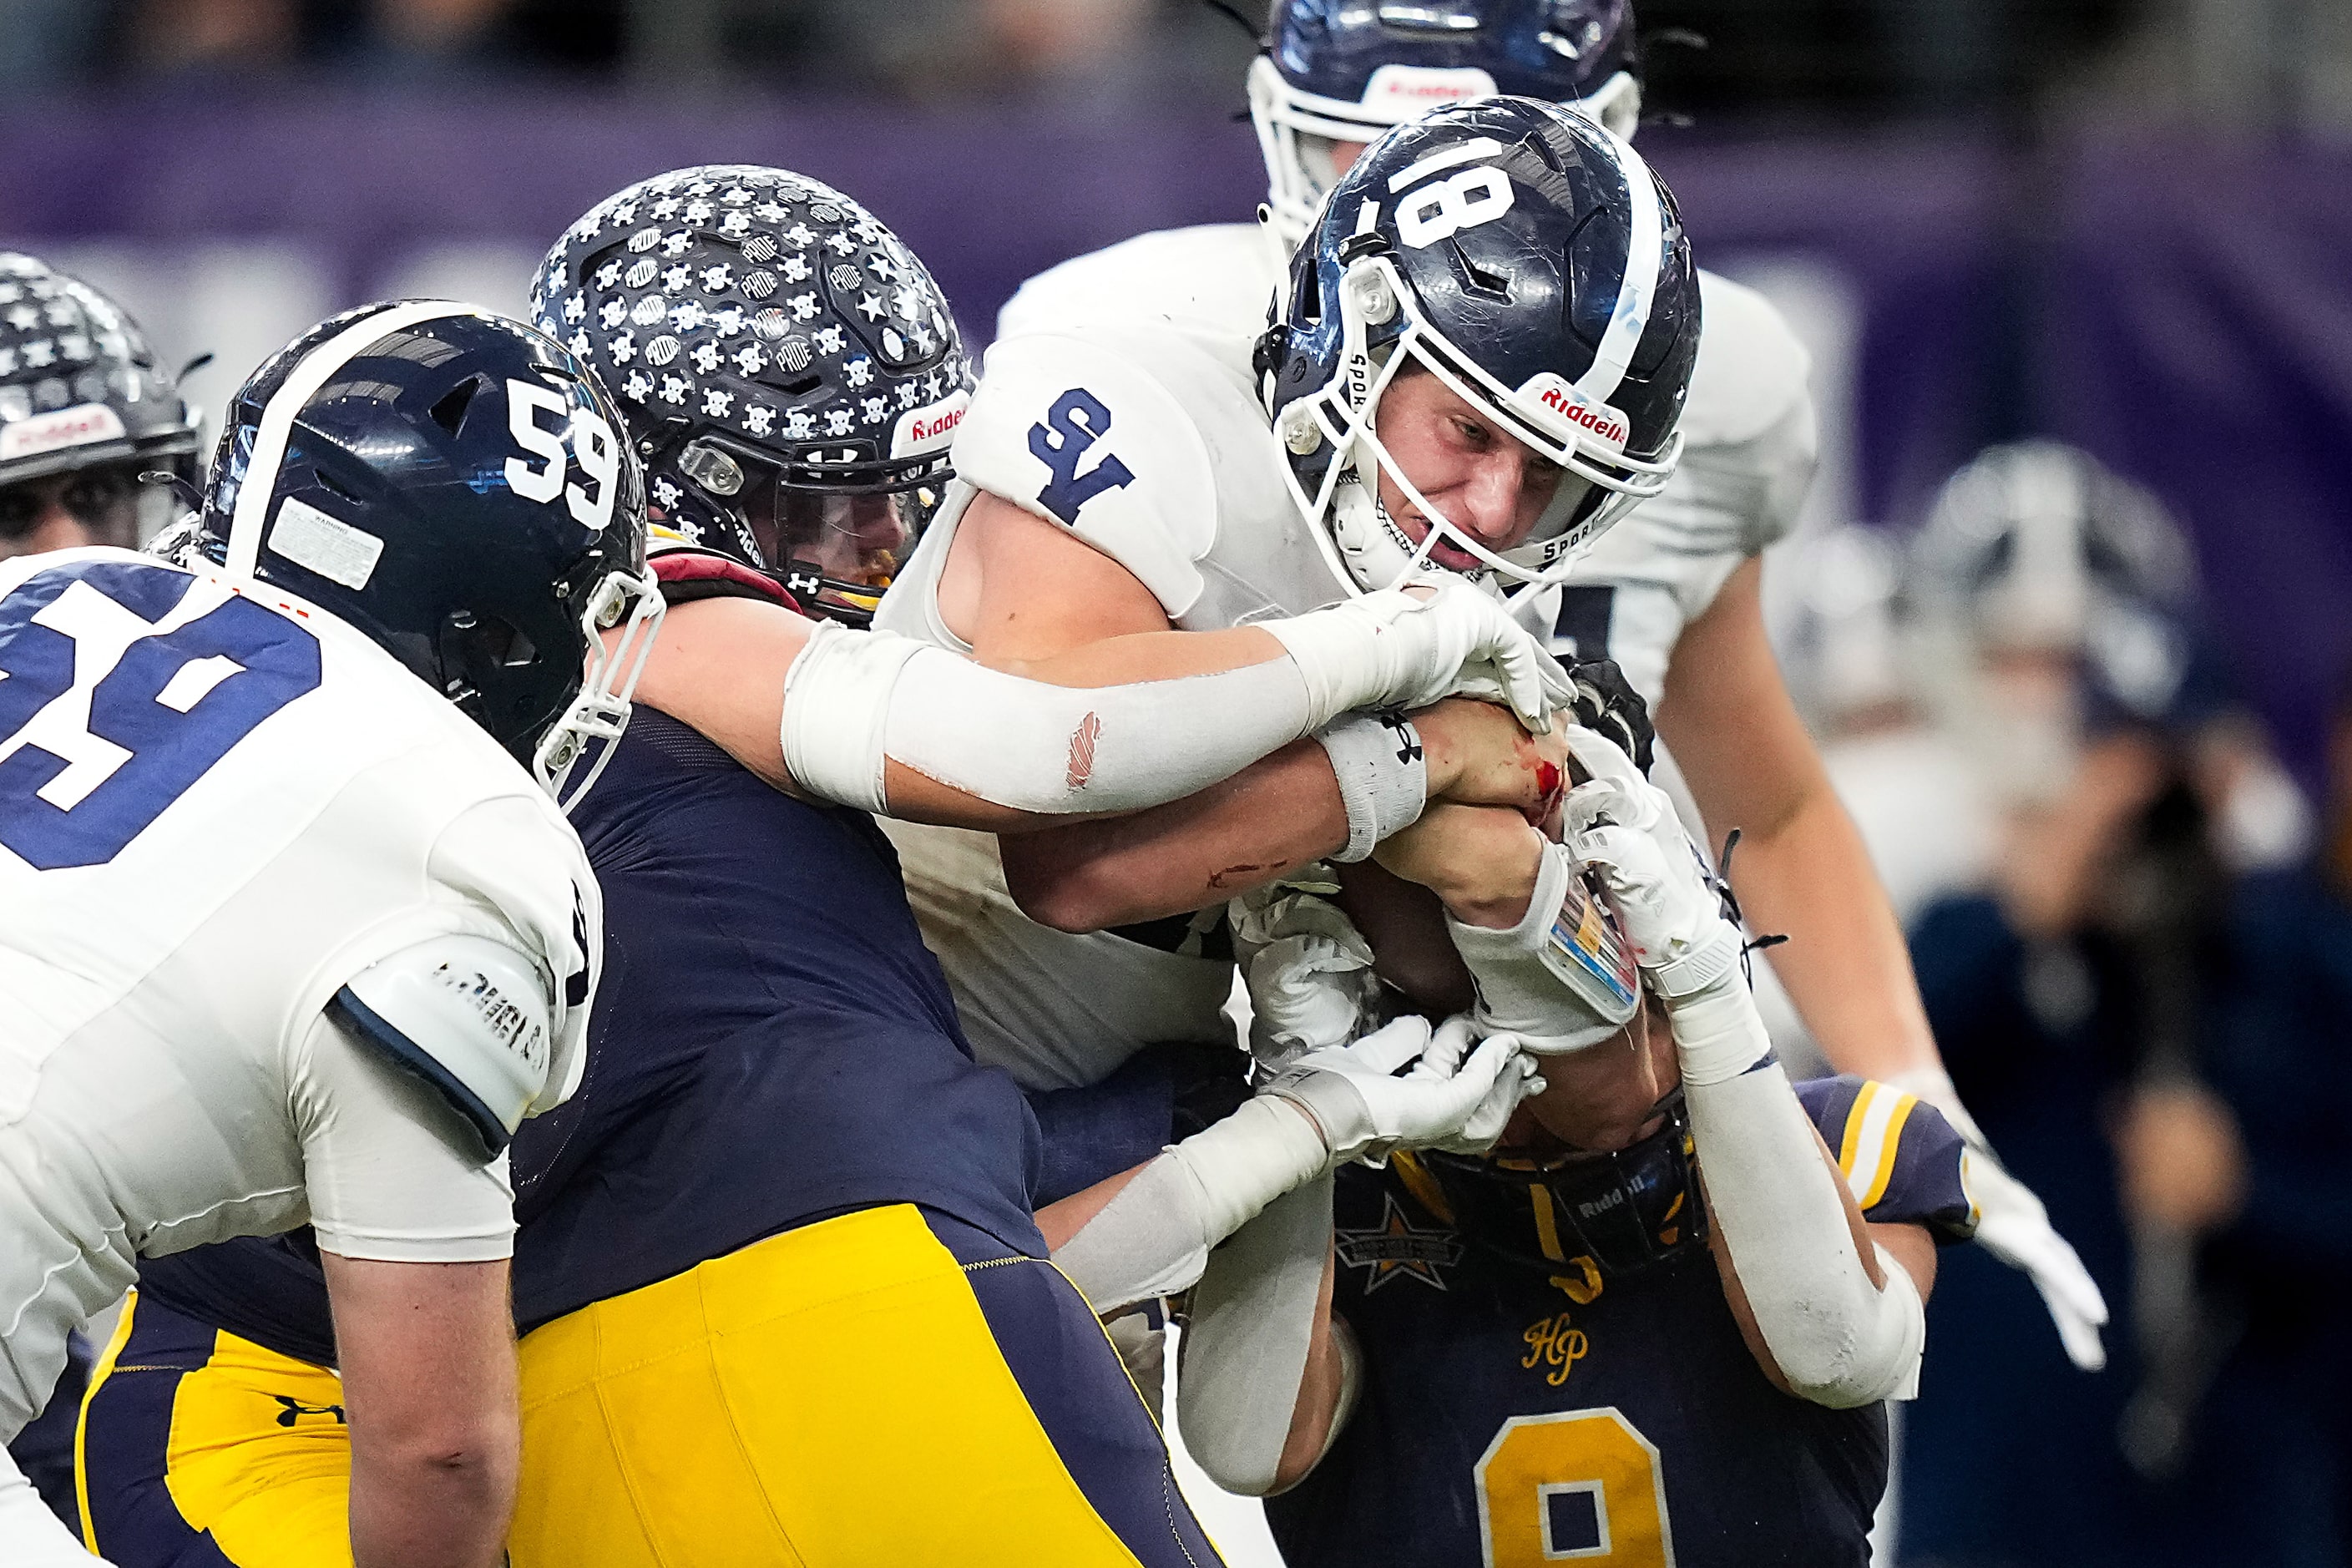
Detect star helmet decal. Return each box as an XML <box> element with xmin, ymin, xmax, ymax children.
<box><xmin>534</xmin><ymin>163</ymin><xmax>976</xmax><ymax>561</ymax></box>
<box><xmin>1335</xmin><ymin>1193</ymin><xmax>1466</xmax><ymax>1293</ymax></box>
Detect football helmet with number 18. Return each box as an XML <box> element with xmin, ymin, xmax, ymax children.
<box><xmin>1257</xmin><ymin>95</ymin><xmax>1699</xmax><ymax>601</ymax></box>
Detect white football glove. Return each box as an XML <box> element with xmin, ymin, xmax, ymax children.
<box><xmin>1889</xmin><ymin>1067</ymin><xmax>2112</xmax><ymax>1371</ymax></box>
<box><xmin>1266</xmin><ymin>574</ymin><xmax>1576</xmax><ymax>735</ymax></box>
<box><xmin>1265</xmin><ymin>1014</ymin><xmax>1542</xmax><ymax>1166</ymax></box>
<box><xmin>1560</xmin><ymin>726</ymin><xmax>1742</xmax><ymax>999</ymax></box>
<box><xmin>1230</xmin><ymin>878</ymin><xmax>1381</xmax><ymax>1072</ymax></box>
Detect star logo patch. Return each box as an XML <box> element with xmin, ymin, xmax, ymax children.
<box><xmin>1336</xmin><ymin>1194</ymin><xmax>1464</xmax><ymax>1293</ymax></box>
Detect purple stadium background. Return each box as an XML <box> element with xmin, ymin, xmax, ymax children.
<box><xmin>5</xmin><ymin>98</ymin><xmax>2345</xmax><ymax>781</ymax></box>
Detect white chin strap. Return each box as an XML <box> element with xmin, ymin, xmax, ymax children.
<box><xmin>534</xmin><ymin>565</ymin><xmax>664</xmax><ymax>812</ymax></box>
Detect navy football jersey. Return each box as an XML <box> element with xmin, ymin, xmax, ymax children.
<box><xmin>1264</xmin><ymin>1076</ymin><xmax>1976</xmax><ymax>1568</ymax></box>
<box><xmin>139</xmin><ymin>708</ymin><xmax>1046</xmax><ymax>1352</ymax></box>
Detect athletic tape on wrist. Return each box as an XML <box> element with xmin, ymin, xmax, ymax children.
<box><xmin>1645</xmin><ymin>918</ymin><xmax>1746</xmax><ymax>1000</ymax></box>
<box><xmin>1662</xmin><ymin>971</ymin><xmax>1774</xmax><ymax>1086</ymax></box>
<box><xmin>1313</xmin><ymin>711</ymin><xmax>1428</xmax><ymax>862</ymax></box>
<box><xmin>1449</xmin><ymin>841</ymin><xmax>1639</xmax><ymax>1055</ymax></box>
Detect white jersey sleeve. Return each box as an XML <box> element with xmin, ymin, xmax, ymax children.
<box><xmin>294</xmin><ymin>1009</ymin><xmax>518</xmax><ymax>1263</ymax></box>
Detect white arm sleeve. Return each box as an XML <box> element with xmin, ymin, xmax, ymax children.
<box><xmin>1673</xmin><ymin>982</ymin><xmax>1926</xmax><ymax>1408</ymax></box>
<box><xmin>782</xmin><ymin>619</ymin><xmax>1313</xmax><ymax>817</ymax></box>
<box><xmin>1051</xmin><ymin>1095</ymin><xmax>1330</xmax><ymax>1314</ymax></box>
<box><xmin>1177</xmin><ymin>1174</ymin><xmax>1339</xmax><ymax>1497</ymax></box>
<box><xmin>0</xmin><ymin>1454</ymin><xmax>104</xmax><ymax>1565</ymax></box>
<box><xmin>293</xmin><ymin>1011</ymin><xmax>517</xmax><ymax>1264</ymax></box>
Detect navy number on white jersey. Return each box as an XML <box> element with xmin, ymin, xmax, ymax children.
<box><xmin>0</xmin><ymin>560</ymin><xmax>321</xmax><ymax>869</ymax></box>
<box><xmin>1028</xmin><ymin>388</ymin><xmax>1135</xmax><ymax>520</ymax></box>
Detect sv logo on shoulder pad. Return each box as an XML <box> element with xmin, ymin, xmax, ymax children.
<box><xmin>1028</xmin><ymin>387</ymin><xmax>1134</xmax><ymax>522</ymax></box>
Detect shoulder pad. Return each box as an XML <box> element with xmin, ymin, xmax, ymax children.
<box><xmin>330</xmin><ymin>934</ymin><xmax>557</xmax><ymax>1155</ymax></box>
<box><xmin>998</xmin><ymin>223</ymin><xmax>1285</xmax><ymax>346</ymax></box>
<box><xmin>1797</xmin><ymin>1075</ymin><xmax>1980</xmax><ymax>1242</ymax></box>
<box><xmin>1682</xmin><ymin>270</ymin><xmax>1814</xmax><ymax>451</ymax></box>
<box><xmin>953</xmin><ymin>327</ymin><xmax>1222</xmax><ymax>619</ymax></box>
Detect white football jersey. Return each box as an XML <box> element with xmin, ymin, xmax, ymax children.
<box><xmin>0</xmin><ymin>551</ymin><xmax>598</xmax><ymax>1465</ymax></box>
<box><xmin>875</xmin><ymin>311</ymin><xmax>1350</xmax><ymax>1088</ymax></box>
<box><xmin>884</xmin><ymin>228</ymin><xmax>1816</xmax><ymax>1091</ymax></box>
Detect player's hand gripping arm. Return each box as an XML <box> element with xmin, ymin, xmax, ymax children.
<box><xmin>625</xmin><ymin>491</ymin><xmax>1566</xmax><ymax>829</ymax></box>
<box><xmin>1661</xmin><ymin>559</ymin><xmax>2109</xmax><ymax>1368</ymax></box>
<box><xmin>1040</xmin><ymin>1014</ymin><xmax>1536</xmax><ymax>1316</ymax></box>
<box><xmin>1565</xmin><ymin>733</ymin><xmax>1927</xmax><ymax>1407</ymax></box>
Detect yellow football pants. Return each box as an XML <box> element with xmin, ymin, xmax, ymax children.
<box><xmin>76</xmin><ymin>1292</ymin><xmax>353</xmax><ymax>1568</ymax></box>
<box><xmin>79</xmin><ymin>1205</ymin><xmax>1222</xmax><ymax>1568</ymax></box>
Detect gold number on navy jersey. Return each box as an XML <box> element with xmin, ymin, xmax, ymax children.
<box><xmin>1474</xmin><ymin>1408</ymin><xmax>1675</xmax><ymax>1567</ymax></box>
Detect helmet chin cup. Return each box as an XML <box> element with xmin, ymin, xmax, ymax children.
<box><xmin>535</xmin><ymin>566</ymin><xmax>665</xmax><ymax>813</ymax></box>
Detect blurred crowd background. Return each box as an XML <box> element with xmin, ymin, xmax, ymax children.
<box><xmin>4</xmin><ymin>2</ymin><xmax>2351</xmax><ymax>1565</ymax></box>
<box><xmin>2</xmin><ymin>0</ymin><xmax>2348</xmax><ymax>119</ymax></box>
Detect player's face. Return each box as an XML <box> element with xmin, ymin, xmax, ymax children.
<box><xmin>0</xmin><ymin>462</ymin><xmax>144</xmax><ymax>560</ymax></box>
<box><xmin>1505</xmin><ymin>997</ymin><xmax>1680</xmax><ymax>1154</ymax></box>
<box><xmin>1374</xmin><ymin>367</ymin><xmax>1571</xmax><ymax>572</ymax></box>
<box><xmin>746</xmin><ymin>487</ymin><xmax>920</xmax><ymax>586</ymax></box>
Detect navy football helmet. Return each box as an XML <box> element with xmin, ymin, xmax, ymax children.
<box><xmin>1258</xmin><ymin>96</ymin><xmax>1697</xmax><ymax>597</ymax></box>
<box><xmin>175</xmin><ymin>301</ymin><xmax>661</xmax><ymax>808</ymax></box>
<box><xmin>1416</xmin><ymin>1088</ymin><xmax>1707</xmax><ymax>1284</ymax></box>
<box><xmin>1252</xmin><ymin>1</ymin><xmax>1641</xmax><ymax>249</ymax></box>
<box><xmin>0</xmin><ymin>252</ymin><xmax>201</xmax><ymax>546</ymax></box>
<box><xmin>532</xmin><ymin>165</ymin><xmax>974</xmax><ymax>627</ymax></box>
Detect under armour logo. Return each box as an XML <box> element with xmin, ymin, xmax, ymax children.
<box><xmin>272</xmin><ymin>1395</ymin><xmax>347</xmax><ymax>1428</ymax></box>
<box><xmin>1382</xmin><ymin>715</ymin><xmax>1423</xmax><ymax>766</ymax></box>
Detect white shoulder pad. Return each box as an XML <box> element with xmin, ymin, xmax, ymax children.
<box><xmin>331</xmin><ymin>934</ymin><xmax>555</xmax><ymax>1155</ymax></box>
<box><xmin>998</xmin><ymin>222</ymin><xmax>1287</xmax><ymax>346</ymax></box>
<box><xmin>1682</xmin><ymin>270</ymin><xmax>1815</xmax><ymax>451</ymax></box>
<box><xmin>953</xmin><ymin>326</ymin><xmax>1221</xmax><ymax>620</ymax></box>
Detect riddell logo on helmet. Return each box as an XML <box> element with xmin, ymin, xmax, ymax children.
<box><xmin>0</xmin><ymin>402</ymin><xmax>127</xmax><ymax>463</ymax></box>
<box><xmin>1361</xmin><ymin>65</ymin><xmax>1499</xmax><ymax>115</ymax></box>
<box><xmin>890</xmin><ymin>389</ymin><xmax>970</xmax><ymax>458</ymax></box>
<box><xmin>1515</xmin><ymin>374</ymin><xmax>1629</xmax><ymax>453</ymax></box>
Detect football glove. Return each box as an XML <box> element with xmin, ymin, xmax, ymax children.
<box><xmin>1264</xmin><ymin>1014</ymin><xmax>1540</xmax><ymax>1165</ymax></box>
<box><xmin>1889</xmin><ymin>1066</ymin><xmax>2112</xmax><ymax>1371</ymax></box>
<box><xmin>1560</xmin><ymin>725</ymin><xmax>1743</xmax><ymax>1000</ymax></box>
<box><xmin>1267</xmin><ymin>574</ymin><xmax>1577</xmax><ymax>735</ymax></box>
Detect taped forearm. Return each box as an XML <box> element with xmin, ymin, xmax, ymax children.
<box><xmin>1677</xmin><ymin>983</ymin><xmax>1925</xmax><ymax>1407</ymax></box>
<box><xmin>1050</xmin><ymin>1096</ymin><xmax>1328</xmax><ymax>1314</ymax></box>
<box><xmin>1448</xmin><ymin>840</ymin><xmax>1637</xmax><ymax>1055</ymax></box>
<box><xmin>782</xmin><ymin>620</ymin><xmax>1313</xmax><ymax>816</ymax></box>
<box><xmin>1179</xmin><ymin>1176</ymin><xmax>1339</xmax><ymax>1496</ymax></box>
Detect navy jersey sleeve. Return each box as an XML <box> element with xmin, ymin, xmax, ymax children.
<box><xmin>1796</xmin><ymin>1075</ymin><xmax>1979</xmax><ymax>1242</ymax></box>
